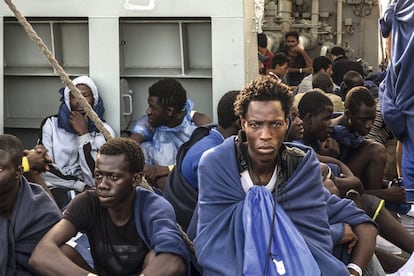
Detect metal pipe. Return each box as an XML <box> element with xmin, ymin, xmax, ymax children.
<box><xmin>310</xmin><ymin>0</ymin><xmax>319</xmax><ymax>48</ymax></box>
<box><xmin>278</xmin><ymin>0</ymin><xmax>292</xmax><ymax>19</ymax></box>
<box><xmin>337</xmin><ymin>0</ymin><xmax>343</xmax><ymax>45</ymax></box>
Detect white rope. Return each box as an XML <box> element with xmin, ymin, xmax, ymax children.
<box><xmin>5</xmin><ymin>0</ymin><xmax>196</xmax><ymax>254</ymax></box>
<box><xmin>4</xmin><ymin>0</ymin><xmax>113</xmax><ymax>141</ymax></box>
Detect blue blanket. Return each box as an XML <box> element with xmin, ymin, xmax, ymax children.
<box><xmin>332</xmin><ymin>125</ymin><xmax>365</xmax><ymax>162</ymax></box>
<box><xmin>379</xmin><ymin>0</ymin><xmax>414</xmax><ymax>140</ymax></box>
<box><xmin>57</xmin><ymin>87</ymin><xmax>106</xmax><ymax>134</ymax></box>
<box><xmin>195</xmin><ymin>139</ymin><xmax>352</xmax><ymax>275</ymax></box>
<box><xmin>0</xmin><ymin>178</ymin><xmax>61</xmax><ymax>275</ymax></box>
<box><xmin>243</xmin><ymin>186</ymin><xmax>320</xmax><ymax>275</ymax></box>
<box><xmin>133</xmin><ymin>187</ymin><xmax>190</xmax><ymax>274</ymax></box>
<box><xmin>68</xmin><ymin>186</ymin><xmax>191</xmax><ymax>275</ymax></box>
<box><xmin>380</xmin><ymin>0</ymin><xmax>414</xmax><ymax>201</ymax></box>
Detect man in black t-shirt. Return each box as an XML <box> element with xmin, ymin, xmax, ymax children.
<box><xmin>30</xmin><ymin>137</ymin><xmax>188</xmax><ymax>275</ymax></box>
<box><xmin>283</xmin><ymin>31</ymin><xmax>313</xmax><ymax>86</ymax></box>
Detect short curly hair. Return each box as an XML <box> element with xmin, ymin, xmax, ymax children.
<box><xmin>149</xmin><ymin>78</ymin><xmax>187</xmax><ymax>113</ymax></box>
<box><xmin>218</xmin><ymin>90</ymin><xmax>240</xmax><ymax>128</ymax></box>
<box><xmin>272</xmin><ymin>53</ymin><xmax>291</xmax><ymax>69</ymax></box>
<box><xmin>0</xmin><ymin>134</ymin><xmax>23</xmax><ymax>167</ymax></box>
<box><xmin>234</xmin><ymin>75</ymin><xmax>293</xmax><ymax>119</ymax></box>
<box><xmin>297</xmin><ymin>90</ymin><xmax>333</xmax><ymax>119</ymax></box>
<box><xmin>257</xmin><ymin>33</ymin><xmax>268</xmax><ymax>48</ymax></box>
<box><xmin>345</xmin><ymin>86</ymin><xmax>375</xmax><ymax>114</ymax></box>
<box><xmin>99</xmin><ymin>137</ymin><xmax>145</xmax><ymax>173</ymax></box>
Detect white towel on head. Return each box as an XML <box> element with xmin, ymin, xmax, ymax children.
<box><xmin>63</xmin><ymin>76</ymin><xmax>99</xmax><ymax>110</ymax></box>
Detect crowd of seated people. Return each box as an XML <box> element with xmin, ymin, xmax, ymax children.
<box><xmin>2</xmin><ymin>76</ymin><xmax>193</xmax><ymax>275</ymax></box>
<box><xmin>3</xmin><ymin>28</ymin><xmax>414</xmax><ymax>275</ymax></box>
<box><xmin>297</xmin><ymin>90</ymin><xmax>414</xmax><ymax>273</ymax></box>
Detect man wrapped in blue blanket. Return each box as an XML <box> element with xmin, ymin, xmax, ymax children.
<box><xmin>379</xmin><ymin>0</ymin><xmax>414</xmax><ymax>202</ymax></box>
<box><xmin>0</xmin><ymin>134</ymin><xmax>61</xmax><ymax>275</ymax></box>
<box><xmin>195</xmin><ymin>76</ymin><xmax>377</xmax><ymax>276</ymax></box>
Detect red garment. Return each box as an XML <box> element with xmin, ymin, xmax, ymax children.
<box><xmin>262</xmin><ymin>48</ymin><xmax>274</xmax><ymax>71</ymax></box>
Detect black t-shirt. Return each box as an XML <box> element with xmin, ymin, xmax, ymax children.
<box><xmin>332</xmin><ymin>56</ymin><xmax>364</xmax><ymax>86</ymax></box>
<box><xmin>64</xmin><ymin>191</ymin><xmax>149</xmax><ymax>276</ymax></box>
<box><xmin>284</xmin><ymin>50</ymin><xmax>307</xmax><ymax>86</ymax></box>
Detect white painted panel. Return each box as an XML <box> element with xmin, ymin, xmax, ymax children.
<box><xmin>89</xmin><ymin>17</ymin><xmax>120</xmax><ymax>136</ymax></box>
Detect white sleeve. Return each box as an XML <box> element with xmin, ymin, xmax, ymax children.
<box><xmin>77</xmin><ymin>123</ymin><xmax>116</xmax><ymax>187</ymax></box>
